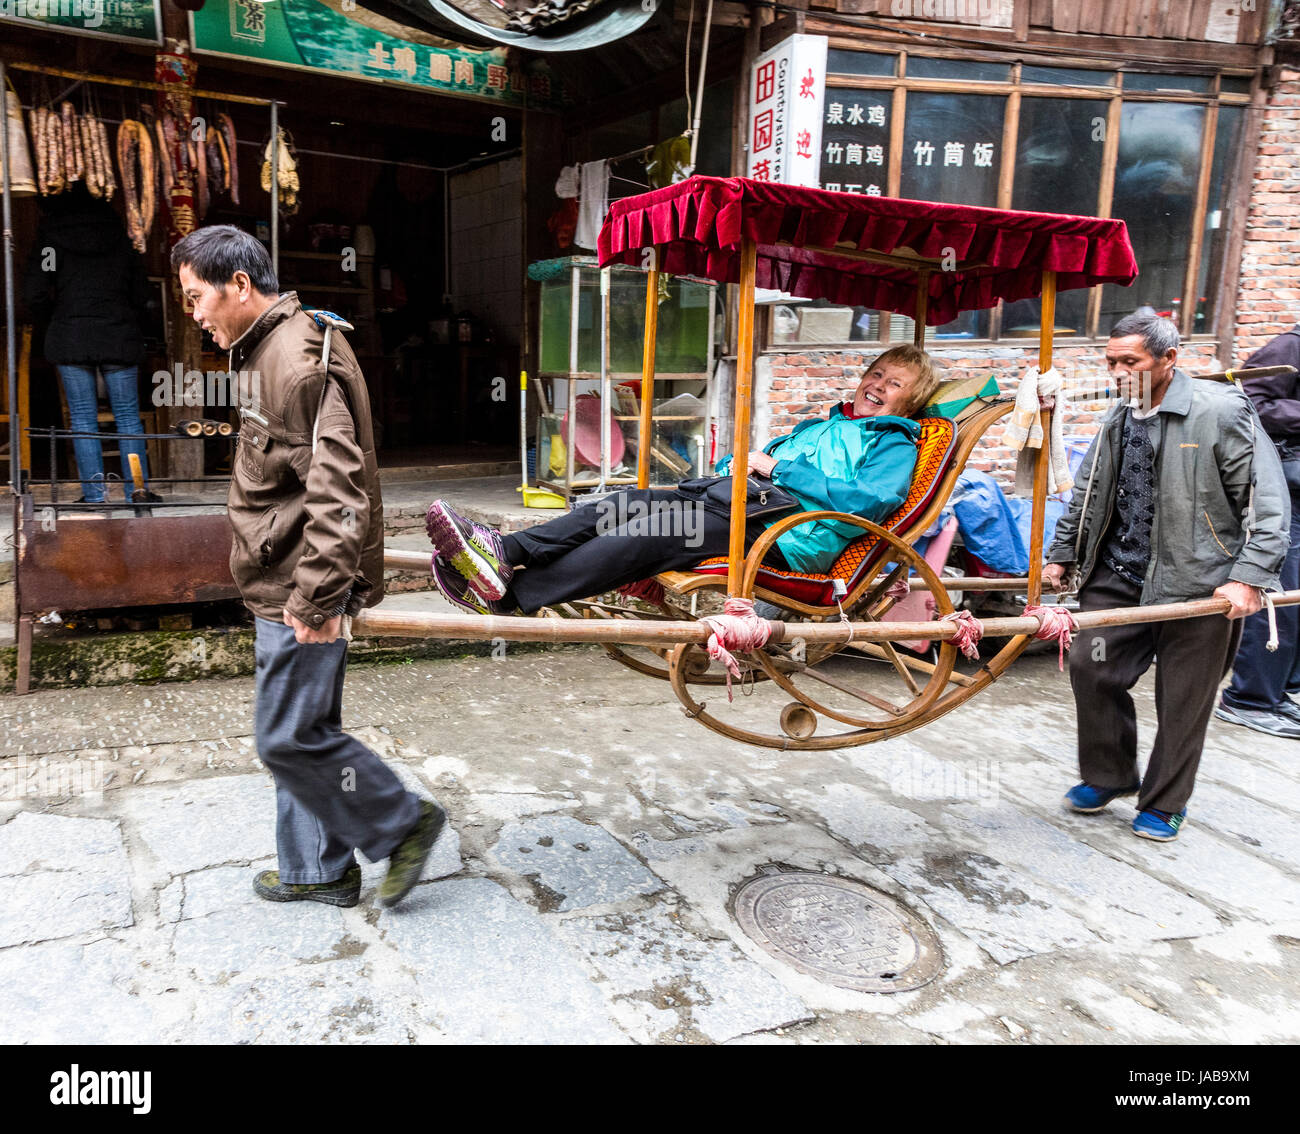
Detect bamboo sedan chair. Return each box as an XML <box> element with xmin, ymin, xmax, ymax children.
<box><xmin>584</xmin><ymin>176</ymin><xmax>1138</xmax><ymax>748</ymax></box>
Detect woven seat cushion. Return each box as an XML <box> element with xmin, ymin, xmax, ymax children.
<box><xmin>689</xmin><ymin>416</ymin><xmax>957</xmax><ymax>607</ymax></box>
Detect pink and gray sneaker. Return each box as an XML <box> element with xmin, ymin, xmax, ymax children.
<box><xmin>430</xmin><ymin>554</ymin><xmax>519</xmax><ymax>617</ymax></box>
<box><xmin>425</xmin><ymin>499</ymin><xmax>513</xmax><ymax>601</ymax></box>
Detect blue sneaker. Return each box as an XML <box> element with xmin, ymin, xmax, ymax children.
<box><xmin>1133</xmin><ymin>808</ymin><xmax>1186</xmax><ymax>841</ymax></box>
<box><xmin>1063</xmin><ymin>781</ymin><xmax>1141</xmax><ymax>813</ymax></box>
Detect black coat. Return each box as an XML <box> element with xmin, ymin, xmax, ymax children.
<box><xmin>1241</xmin><ymin>325</ymin><xmax>1300</xmax><ymax>445</ymax></box>
<box><xmin>22</xmin><ymin>193</ymin><xmax>150</xmax><ymax>366</ymax></box>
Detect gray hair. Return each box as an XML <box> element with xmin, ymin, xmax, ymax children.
<box><xmin>171</xmin><ymin>224</ymin><xmax>279</xmax><ymax>295</ymax></box>
<box><xmin>1109</xmin><ymin>306</ymin><xmax>1179</xmax><ymax>358</ymax></box>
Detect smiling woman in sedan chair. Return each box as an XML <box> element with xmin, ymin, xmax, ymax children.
<box><xmin>424</xmin><ymin>345</ymin><xmax>943</xmax><ymax>615</ymax></box>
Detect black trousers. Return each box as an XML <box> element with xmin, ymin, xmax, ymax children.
<box><xmin>1069</xmin><ymin>563</ymin><xmax>1242</xmax><ymax>815</ymax></box>
<box><xmin>501</xmin><ymin>487</ymin><xmax>778</xmax><ymax>614</ymax></box>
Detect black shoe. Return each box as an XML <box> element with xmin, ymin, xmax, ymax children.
<box><xmin>1214</xmin><ymin>702</ymin><xmax>1300</xmax><ymax>739</ymax></box>
<box><xmin>131</xmin><ymin>489</ymin><xmax>163</xmax><ymax>504</ymax></box>
<box><xmin>378</xmin><ymin>800</ymin><xmax>447</xmax><ymax>908</ymax></box>
<box><xmin>253</xmin><ymin>865</ymin><xmax>361</xmax><ymax>907</ymax></box>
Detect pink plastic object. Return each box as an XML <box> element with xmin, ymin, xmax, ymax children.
<box><xmin>561</xmin><ymin>393</ymin><xmax>626</xmax><ymax>468</ymax></box>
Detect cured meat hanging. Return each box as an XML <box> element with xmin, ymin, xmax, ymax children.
<box><xmin>217</xmin><ymin>113</ymin><xmax>238</xmax><ymax>206</ymax></box>
<box><xmin>116</xmin><ymin>119</ymin><xmax>156</xmax><ymax>254</ymax></box>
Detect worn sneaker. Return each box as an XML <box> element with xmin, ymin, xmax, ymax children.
<box><xmin>378</xmin><ymin>800</ymin><xmax>447</xmax><ymax>908</ymax></box>
<box><xmin>431</xmin><ymin>554</ymin><xmax>519</xmax><ymax>616</ymax></box>
<box><xmin>253</xmin><ymin>864</ymin><xmax>361</xmax><ymax>907</ymax></box>
<box><xmin>1213</xmin><ymin>702</ymin><xmax>1300</xmax><ymax>739</ymax></box>
<box><xmin>425</xmin><ymin>499</ymin><xmax>512</xmax><ymax>601</ymax></box>
<box><xmin>1133</xmin><ymin>808</ymin><xmax>1186</xmax><ymax>841</ymax></box>
<box><xmin>1064</xmin><ymin>781</ymin><xmax>1141</xmax><ymax>813</ymax></box>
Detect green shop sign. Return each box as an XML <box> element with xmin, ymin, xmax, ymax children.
<box><xmin>0</xmin><ymin>0</ymin><xmax>161</xmax><ymax>44</ymax></box>
<box><xmin>190</xmin><ymin>0</ymin><xmax>560</xmax><ymax>107</ymax></box>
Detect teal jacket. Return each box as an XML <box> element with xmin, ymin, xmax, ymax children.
<box><xmin>719</xmin><ymin>406</ymin><xmax>920</xmax><ymax>573</ymax></box>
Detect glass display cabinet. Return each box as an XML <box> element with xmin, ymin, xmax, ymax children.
<box><xmin>529</xmin><ymin>256</ymin><xmax>718</xmax><ymax>498</ymax></box>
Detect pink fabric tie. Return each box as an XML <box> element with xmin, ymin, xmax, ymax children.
<box><xmin>700</xmin><ymin>597</ymin><xmax>773</xmax><ymax>701</ymax></box>
<box><xmin>617</xmin><ymin>578</ymin><xmax>666</xmax><ymax>606</ymax></box>
<box><xmin>1024</xmin><ymin>604</ymin><xmax>1079</xmax><ymax>670</ymax></box>
<box><xmin>884</xmin><ymin>575</ymin><xmax>911</xmax><ymax>602</ymax></box>
<box><xmin>939</xmin><ymin>610</ymin><xmax>984</xmax><ymax>660</ymax></box>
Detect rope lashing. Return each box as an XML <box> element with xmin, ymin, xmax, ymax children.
<box><xmin>700</xmin><ymin>597</ymin><xmax>773</xmax><ymax>701</ymax></box>
<box><xmin>1263</xmin><ymin>589</ymin><xmax>1280</xmax><ymax>652</ymax></box>
<box><xmin>884</xmin><ymin>574</ymin><xmax>911</xmax><ymax>602</ymax></box>
<box><xmin>1023</xmin><ymin>603</ymin><xmax>1079</xmax><ymax>670</ymax></box>
<box><xmin>940</xmin><ymin>609</ymin><xmax>984</xmax><ymax>659</ymax></box>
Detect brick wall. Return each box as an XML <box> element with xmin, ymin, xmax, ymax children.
<box><xmin>759</xmin><ymin>341</ymin><xmax>1224</xmax><ymax>486</ymax></box>
<box><xmin>1233</xmin><ymin>68</ymin><xmax>1300</xmax><ymax>362</ymax></box>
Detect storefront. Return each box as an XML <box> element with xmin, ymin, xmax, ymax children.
<box><xmin>1</xmin><ymin>0</ymin><xmax>549</xmax><ymax>487</ymax></box>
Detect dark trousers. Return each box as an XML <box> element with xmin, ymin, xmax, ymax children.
<box><xmin>502</xmin><ymin>487</ymin><xmax>776</xmax><ymax>614</ymax></box>
<box><xmin>1222</xmin><ymin>471</ymin><xmax>1300</xmax><ymax>711</ymax></box>
<box><xmin>1069</xmin><ymin>564</ymin><xmax>1242</xmax><ymax>815</ymax></box>
<box><xmin>254</xmin><ymin>617</ymin><xmax>423</xmax><ymax>882</ymax></box>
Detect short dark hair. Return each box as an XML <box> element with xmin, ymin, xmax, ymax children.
<box><xmin>1110</xmin><ymin>306</ymin><xmax>1179</xmax><ymax>358</ymax></box>
<box><xmin>171</xmin><ymin>225</ymin><xmax>279</xmax><ymax>295</ymax></box>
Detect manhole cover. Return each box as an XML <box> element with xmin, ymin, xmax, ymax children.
<box><xmin>733</xmin><ymin>872</ymin><xmax>943</xmax><ymax>994</ymax></box>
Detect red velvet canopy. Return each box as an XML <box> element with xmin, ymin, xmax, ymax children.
<box><xmin>598</xmin><ymin>176</ymin><xmax>1138</xmax><ymax>325</ymax></box>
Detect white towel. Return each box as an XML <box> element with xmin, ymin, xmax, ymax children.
<box><xmin>574</xmin><ymin>159</ymin><xmax>610</xmax><ymax>251</ymax></box>
<box><xmin>1011</xmin><ymin>365</ymin><xmax>1073</xmax><ymax>497</ymax></box>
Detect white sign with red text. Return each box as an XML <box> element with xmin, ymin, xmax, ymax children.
<box><xmin>746</xmin><ymin>34</ymin><xmax>827</xmax><ymax>187</ymax></box>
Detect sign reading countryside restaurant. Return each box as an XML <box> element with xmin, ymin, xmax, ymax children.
<box><xmin>190</xmin><ymin>0</ymin><xmax>550</xmax><ymax>107</ymax></box>
<box><xmin>746</xmin><ymin>34</ymin><xmax>827</xmax><ymax>187</ymax></box>
<box><xmin>0</xmin><ymin>0</ymin><xmax>161</xmax><ymax>44</ymax></box>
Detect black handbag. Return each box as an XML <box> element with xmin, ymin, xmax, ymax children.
<box><xmin>676</xmin><ymin>474</ymin><xmax>799</xmax><ymax>518</ymax></box>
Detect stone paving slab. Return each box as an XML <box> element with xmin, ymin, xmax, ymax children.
<box><xmin>377</xmin><ymin>877</ymin><xmax>627</xmax><ymax>1044</ymax></box>
<box><xmin>0</xmin><ymin>813</ymin><xmax>133</xmax><ymax>948</ymax></box>
<box><xmin>556</xmin><ymin>907</ymin><xmax>812</xmax><ymax>1043</ymax></box>
<box><xmin>489</xmin><ymin>815</ymin><xmax>665</xmax><ymax>911</ymax></box>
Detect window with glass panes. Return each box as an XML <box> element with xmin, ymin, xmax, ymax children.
<box><xmin>784</xmin><ymin>53</ymin><xmax>1253</xmax><ymax>349</ymax></box>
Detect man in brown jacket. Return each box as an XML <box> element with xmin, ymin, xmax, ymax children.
<box><xmin>172</xmin><ymin>226</ymin><xmax>445</xmax><ymax>908</ymax></box>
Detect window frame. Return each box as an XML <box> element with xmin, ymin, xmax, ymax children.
<box><xmin>772</xmin><ymin>48</ymin><xmax>1255</xmax><ymax>353</ymax></box>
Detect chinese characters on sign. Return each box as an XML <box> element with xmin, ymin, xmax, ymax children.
<box><xmin>746</xmin><ymin>34</ymin><xmax>827</xmax><ymax>187</ymax></box>
<box><xmin>819</xmin><ymin>90</ymin><xmax>888</xmax><ymax>196</ymax></box>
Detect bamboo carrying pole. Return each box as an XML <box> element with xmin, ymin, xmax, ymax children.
<box><xmin>352</xmin><ymin>590</ymin><xmax>1300</xmax><ymax>648</ymax></box>
<box><xmin>1026</xmin><ymin>269</ymin><xmax>1057</xmax><ymax>606</ymax></box>
<box><xmin>727</xmin><ymin>238</ymin><xmax>758</xmax><ymax>592</ymax></box>
<box><xmin>637</xmin><ymin>247</ymin><xmax>660</xmax><ymax>488</ymax></box>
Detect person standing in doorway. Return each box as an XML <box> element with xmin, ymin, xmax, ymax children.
<box><xmin>172</xmin><ymin>224</ymin><xmax>445</xmax><ymax>908</ymax></box>
<box><xmin>22</xmin><ymin>185</ymin><xmax>161</xmax><ymax>504</ymax></box>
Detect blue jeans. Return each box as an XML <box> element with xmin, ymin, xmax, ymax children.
<box><xmin>56</xmin><ymin>363</ymin><xmax>150</xmax><ymax>502</ymax></box>
<box><xmin>253</xmin><ymin>617</ymin><xmax>424</xmax><ymax>883</ymax></box>
<box><xmin>1222</xmin><ymin>465</ymin><xmax>1300</xmax><ymax>711</ymax></box>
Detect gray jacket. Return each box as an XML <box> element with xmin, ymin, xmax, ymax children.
<box><xmin>1046</xmin><ymin>369</ymin><xmax>1290</xmax><ymax>603</ymax></box>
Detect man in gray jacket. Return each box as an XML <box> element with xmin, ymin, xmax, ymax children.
<box><xmin>1043</xmin><ymin>310</ymin><xmax>1289</xmax><ymax>842</ymax></box>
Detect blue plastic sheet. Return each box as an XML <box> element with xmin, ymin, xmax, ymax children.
<box><xmin>948</xmin><ymin>470</ymin><xmax>1066</xmax><ymax>574</ymax></box>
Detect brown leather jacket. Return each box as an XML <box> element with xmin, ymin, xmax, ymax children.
<box><xmin>226</xmin><ymin>292</ymin><xmax>384</xmax><ymax>628</ymax></box>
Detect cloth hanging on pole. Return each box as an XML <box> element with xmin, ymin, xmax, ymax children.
<box><xmin>574</xmin><ymin>159</ymin><xmax>609</xmax><ymax>251</ymax></box>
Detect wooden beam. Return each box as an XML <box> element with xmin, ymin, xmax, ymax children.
<box><xmin>728</xmin><ymin>238</ymin><xmax>758</xmax><ymax>594</ymax></box>
<box><xmin>888</xmin><ymin>81</ymin><xmax>906</xmax><ymax>198</ymax></box>
<box><xmin>1028</xmin><ymin>269</ymin><xmax>1057</xmax><ymax>606</ymax></box>
<box><xmin>1087</xmin><ymin>93</ymin><xmax>1123</xmax><ymax>340</ymax></box>
<box><xmin>637</xmin><ymin>247</ymin><xmax>661</xmax><ymax>489</ymax></box>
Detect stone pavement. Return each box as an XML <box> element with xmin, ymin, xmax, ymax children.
<box><xmin>1</xmin><ymin>646</ymin><xmax>1299</xmax><ymax>1045</ymax></box>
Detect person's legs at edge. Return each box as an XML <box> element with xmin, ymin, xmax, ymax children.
<box><xmin>500</xmin><ymin>488</ymin><xmax>684</xmax><ymax>570</ymax></box>
<box><xmin>101</xmin><ymin>363</ymin><xmax>152</xmax><ymax>491</ymax></box>
<box><xmin>253</xmin><ymin>616</ymin><xmax>423</xmax><ymax>880</ymax></box>
<box><xmin>56</xmin><ymin>364</ymin><xmax>108</xmax><ymax>501</ymax></box>
<box><xmin>1069</xmin><ymin>564</ymin><xmax>1156</xmax><ymax>792</ymax></box>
